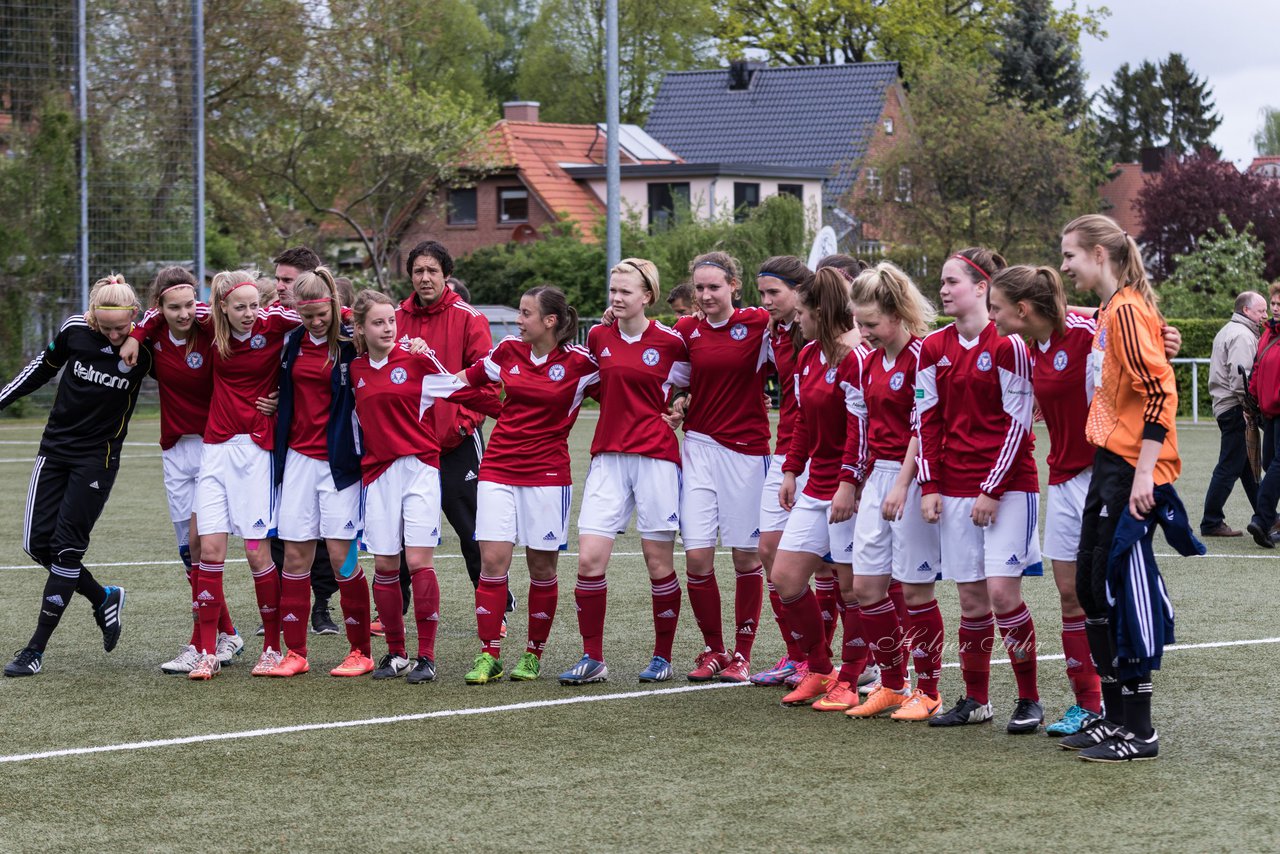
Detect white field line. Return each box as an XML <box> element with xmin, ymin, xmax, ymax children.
<box><xmin>0</xmin><ymin>440</ymin><xmax>154</xmax><ymax>446</ymax></box>
<box><xmin>0</xmin><ymin>550</ymin><xmax>1271</xmax><ymax>573</ymax></box>
<box><xmin>0</xmin><ymin>454</ymin><xmax>162</xmax><ymax>464</ymax></box>
<box><xmin>0</xmin><ymin>635</ymin><xmax>1275</xmax><ymax>766</ymax></box>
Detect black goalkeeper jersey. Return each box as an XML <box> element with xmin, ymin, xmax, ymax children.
<box><xmin>0</xmin><ymin>315</ymin><xmax>153</xmax><ymax>469</ymax></box>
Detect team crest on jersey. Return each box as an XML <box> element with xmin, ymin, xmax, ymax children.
<box><xmin>889</xmin><ymin>371</ymin><xmax>905</xmax><ymax>390</ymax></box>
<box><xmin>389</xmin><ymin>366</ymin><xmax>408</xmax><ymax>384</ymax></box>
<box><xmin>976</xmin><ymin>351</ymin><xmax>993</xmax><ymax>372</ymax></box>
<box><xmin>642</xmin><ymin>347</ymin><xmax>660</xmax><ymax>366</ymax></box>
<box><xmin>186</xmin><ymin>352</ymin><xmax>204</xmax><ymax>370</ymax></box>
<box><xmin>1053</xmin><ymin>350</ymin><xmax>1068</xmax><ymax>371</ymax></box>
<box><xmin>548</xmin><ymin>364</ymin><xmax>566</xmax><ymax>381</ymax></box>
<box><xmin>824</xmin><ymin>367</ymin><xmax>837</xmax><ymax>384</ymax></box>
<box><xmin>249</xmin><ymin>334</ymin><xmax>267</xmax><ymax>350</ymax></box>
<box><xmin>729</xmin><ymin>323</ymin><xmax>748</xmax><ymax>341</ymax></box>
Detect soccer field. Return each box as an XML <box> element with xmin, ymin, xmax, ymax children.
<box><xmin>0</xmin><ymin>414</ymin><xmax>1277</xmax><ymax>853</ymax></box>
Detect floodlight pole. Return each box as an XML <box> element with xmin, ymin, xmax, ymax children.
<box><xmin>605</xmin><ymin>0</ymin><xmax>621</xmax><ymax>290</ymax></box>
<box><xmin>193</xmin><ymin>0</ymin><xmax>206</xmax><ymax>297</ymax></box>
<box><xmin>76</xmin><ymin>0</ymin><xmax>88</xmax><ymax>311</ymax></box>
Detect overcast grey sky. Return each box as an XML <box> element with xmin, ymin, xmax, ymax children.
<box><xmin>1062</xmin><ymin>0</ymin><xmax>1280</xmax><ymax>165</ymax></box>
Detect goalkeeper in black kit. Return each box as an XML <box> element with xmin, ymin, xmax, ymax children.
<box><xmin>1</xmin><ymin>275</ymin><xmax>153</xmax><ymax>677</ymax></box>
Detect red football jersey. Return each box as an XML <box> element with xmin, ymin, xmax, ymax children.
<box><xmin>150</xmin><ymin>327</ymin><xmax>213</xmax><ymax>451</ymax></box>
<box><xmin>770</xmin><ymin>321</ymin><xmax>804</xmax><ymax>457</ymax></box>
<box><xmin>783</xmin><ymin>342</ymin><xmax>866</xmax><ymax>500</ymax></box>
<box><xmin>286</xmin><ymin>334</ymin><xmax>334</xmax><ymax>460</ymax></box>
<box><xmin>1031</xmin><ymin>312</ymin><xmax>1097</xmax><ymax>485</ymax></box>
<box><xmin>134</xmin><ymin>303</ymin><xmax>301</xmax><ymax>450</ymax></box>
<box><xmin>915</xmin><ymin>321</ymin><xmax>1038</xmax><ymax>498</ymax></box>
<box><xmin>674</xmin><ymin>308</ymin><xmax>773</xmax><ymax>456</ymax></box>
<box><xmin>465</xmin><ymin>337</ymin><xmax>599</xmax><ymax>486</ymax></box>
<box><xmin>860</xmin><ymin>337</ymin><xmax>922</xmax><ymax>467</ymax></box>
<box><xmin>587</xmin><ymin>320</ymin><xmax>689</xmax><ymax>465</ymax></box>
<box><xmin>350</xmin><ymin>344</ymin><xmax>488</xmax><ymax>485</ymax></box>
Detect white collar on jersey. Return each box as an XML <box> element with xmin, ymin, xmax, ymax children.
<box><xmin>705</xmin><ymin>315</ymin><xmax>732</xmax><ymax>329</ymax></box>
<box><xmin>956</xmin><ymin>331</ymin><xmax>980</xmax><ymax>350</ymax></box>
<box><xmin>369</xmin><ymin>355</ymin><xmax>389</xmax><ymax>369</ymax></box>
<box><xmin>308</xmin><ymin>332</ymin><xmax>327</xmax><ymax>346</ymax></box>
<box><xmin>529</xmin><ymin>350</ymin><xmax>549</xmax><ymax>366</ymax></box>
<box><xmin>619</xmin><ymin>325</ymin><xmax>647</xmax><ymax>344</ymax></box>
<box><xmin>231</xmin><ymin>329</ymin><xmax>252</xmax><ymax>342</ymax></box>
<box><xmin>1036</xmin><ymin>336</ymin><xmax>1054</xmax><ymax>353</ymax></box>
<box><xmin>167</xmin><ymin>329</ymin><xmax>186</xmax><ymax>347</ymax></box>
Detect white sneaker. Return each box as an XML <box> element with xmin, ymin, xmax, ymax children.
<box><xmin>857</xmin><ymin>663</ymin><xmax>881</xmax><ymax>693</ymax></box>
<box><xmin>251</xmin><ymin>648</ymin><xmax>283</xmax><ymax>677</ymax></box>
<box><xmin>216</xmin><ymin>632</ymin><xmax>245</xmax><ymax>664</ymax></box>
<box><xmin>160</xmin><ymin>644</ymin><xmax>201</xmax><ymax>674</ymax></box>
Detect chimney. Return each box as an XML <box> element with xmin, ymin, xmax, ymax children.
<box><xmin>503</xmin><ymin>101</ymin><xmax>540</xmax><ymax>123</ymax></box>
<box><xmin>1140</xmin><ymin>146</ymin><xmax>1168</xmax><ymax>173</ymax></box>
<box><xmin>728</xmin><ymin>60</ymin><xmax>765</xmax><ymax>91</ymax></box>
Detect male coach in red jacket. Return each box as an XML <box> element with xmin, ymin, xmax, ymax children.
<box><xmin>395</xmin><ymin>241</ymin><xmax>511</xmax><ymax>613</ymax></box>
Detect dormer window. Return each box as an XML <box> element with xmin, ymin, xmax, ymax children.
<box><xmin>883</xmin><ymin>117</ymin><xmax>895</xmax><ymax>135</ymax></box>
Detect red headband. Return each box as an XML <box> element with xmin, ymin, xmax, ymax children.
<box><xmin>951</xmin><ymin>254</ymin><xmax>991</xmax><ymax>282</ymax></box>
<box><xmin>159</xmin><ymin>283</ymin><xmax>195</xmax><ymax>298</ymax></box>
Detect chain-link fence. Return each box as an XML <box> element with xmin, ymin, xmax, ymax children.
<box><xmin>1</xmin><ymin>1</ymin><xmax>199</xmax><ymax>408</ymax></box>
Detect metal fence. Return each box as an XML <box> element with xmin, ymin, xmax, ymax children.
<box><xmin>1</xmin><ymin>0</ymin><xmax>202</xmax><ymax>359</ymax></box>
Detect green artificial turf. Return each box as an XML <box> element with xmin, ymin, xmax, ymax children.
<box><xmin>0</xmin><ymin>415</ymin><xmax>1276</xmax><ymax>853</ymax></box>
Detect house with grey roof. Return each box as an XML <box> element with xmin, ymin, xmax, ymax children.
<box><xmin>645</xmin><ymin>61</ymin><xmax>908</xmax><ymax>244</ymax></box>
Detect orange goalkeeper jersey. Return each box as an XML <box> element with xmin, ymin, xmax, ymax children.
<box><xmin>1086</xmin><ymin>287</ymin><xmax>1181</xmax><ymax>485</ymax></box>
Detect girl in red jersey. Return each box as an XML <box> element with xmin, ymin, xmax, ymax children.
<box><xmin>569</xmin><ymin>259</ymin><xmax>690</xmax><ymax>685</ymax></box>
<box><xmin>674</xmin><ymin>251</ymin><xmax>774</xmax><ymax>683</ymax></box>
<box><xmin>751</xmin><ymin>255</ymin><xmax>827</xmax><ymax>688</ymax></box>
<box><xmin>767</xmin><ymin>267</ymin><xmax>865</xmax><ymax>707</ymax></box>
<box><xmin>836</xmin><ymin>262</ymin><xmax>946</xmax><ymax>721</ymax></box>
<box><xmin>347</xmin><ymin>289</ymin><xmax>494</xmax><ymax>683</ymax></box>
<box><xmin>461</xmin><ymin>286</ymin><xmax>599</xmax><ymax>685</ymax></box>
<box><xmin>915</xmin><ymin>248</ymin><xmax>1045</xmax><ymax>733</ymax></box>
<box><xmin>145</xmin><ymin>268</ymin><xmax>246</xmax><ymax>675</ymax></box>
<box><xmin>271</xmin><ymin>269</ymin><xmax>374</xmax><ymax>679</ymax></box>
<box><xmin>122</xmin><ymin>269</ymin><xmax>305</xmax><ymax>679</ymax></box>
<box><xmin>988</xmin><ymin>265</ymin><xmax>1104</xmax><ymax>736</ymax></box>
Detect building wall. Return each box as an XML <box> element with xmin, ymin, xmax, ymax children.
<box><xmin>584</xmin><ymin>176</ymin><xmax>823</xmax><ymax>231</ymax></box>
<box><xmin>395</xmin><ymin>172</ymin><xmax>557</xmax><ymax>269</ymax></box>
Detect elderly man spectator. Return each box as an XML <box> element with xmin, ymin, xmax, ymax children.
<box><xmin>1202</xmin><ymin>291</ymin><xmax>1266</xmax><ymax>536</ymax></box>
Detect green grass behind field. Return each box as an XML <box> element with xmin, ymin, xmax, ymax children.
<box><xmin>0</xmin><ymin>417</ymin><xmax>1276</xmax><ymax>853</ymax></box>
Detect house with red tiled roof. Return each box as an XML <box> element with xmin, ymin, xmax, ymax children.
<box><xmin>390</xmin><ymin>101</ymin><xmax>825</xmax><ymax>270</ymax></box>
<box><xmin>1247</xmin><ymin>156</ymin><xmax>1280</xmax><ymax>180</ymax></box>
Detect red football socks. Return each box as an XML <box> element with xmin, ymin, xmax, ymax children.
<box><xmin>575</xmin><ymin>573</ymin><xmax>608</xmax><ymax>661</ymax></box>
<box><xmin>650</xmin><ymin>572</ymin><xmax>681</xmax><ymax>661</ymax></box>
<box><xmin>411</xmin><ymin>568</ymin><xmax>440</xmax><ymax>661</ymax></box>
<box><xmin>193</xmin><ymin>562</ymin><xmax>224</xmax><ymax>655</ymax></box>
<box><xmin>251</xmin><ymin>562</ymin><xmax>282</xmax><ymax>652</ymax></box>
<box><xmin>958</xmin><ymin>612</ymin><xmax>995</xmax><ymax>705</ymax></box>
<box><xmin>475</xmin><ymin>574</ymin><xmax>508</xmax><ymax>656</ymax></box>
<box><xmin>685</xmin><ymin>571</ymin><xmax>724</xmax><ymax>654</ymax></box>
<box><xmin>372</xmin><ymin>571</ymin><xmax>406</xmax><ymax>658</ymax></box>
<box><xmin>336</xmin><ymin>566</ymin><xmax>372</xmax><ymax>656</ymax></box>
<box><xmin>861</xmin><ymin>596</ymin><xmax>905</xmax><ymax>691</ymax></box>
<box><xmin>837</xmin><ymin>599</ymin><xmax>868</xmax><ymax>684</ymax></box>
<box><xmin>526</xmin><ymin>576</ymin><xmax>559</xmax><ymax>658</ymax></box>
<box><xmin>1062</xmin><ymin>615</ymin><xmax>1102</xmax><ymax>713</ymax></box>
<box><xmin>279</xmin><ymin>569</ymin><xmax>311</xmax><ymax>656</ymax></box>
<box><xmin>904</xmin><ymin>599</ymin><xmax>945</xmax><ymax>699</ymax></box>
<box><xmin>781</xmin><ymin>588</ymin><xmax>831</xmax><ymax>673</ymax></box>
<box><xmin>996</xmin><ymin>602</ymin><xmax>1039</xmax><ymax>702</ymax></box>
<box><xmin>814</xmin><ymin>574</ymin><xmax>838</xmax><ymax>650</ymax></box>
<box><xmin>733</xmin><ymin>565</ymin><xmax>764</xmax><ymax>659</ymax></box>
